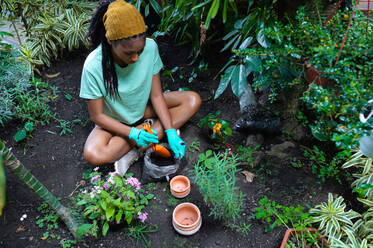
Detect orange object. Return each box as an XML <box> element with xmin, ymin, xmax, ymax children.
<box><xmin>143</xmin><ymin>123</ymin><xmax>171</xmax><ymax>158</ymax></box>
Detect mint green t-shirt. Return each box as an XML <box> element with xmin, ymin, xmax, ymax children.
<box><xmin>80</xmin><ymin>38</ymin><xmax>163</xmax><ymax>124</ymax></box>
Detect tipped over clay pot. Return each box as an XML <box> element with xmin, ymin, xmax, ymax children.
<box><xmin>172</xmin><ymin>202</ymin><xmax>201</xmax><ymax>236</ymax></box>
<box><xmin>170</xmin><ymin>175</ymin><xmax>190</xmax><ymax>198</ymax></box>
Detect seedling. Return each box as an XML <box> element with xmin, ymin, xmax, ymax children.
<box><xmin>56</xmin><ymin>119</ymin><xmax>72</xmax><ymax>136</ymax></box>
<box><xmin>188</xmin><ymin>138</ymin><xmax>200</xmax><ymax>153</ymax></box>
<box><xmin>14</xmin><ymin>121</ymin><xmax>34</xmax><ymax>142</ymax></box>
<box><xmin>124</xmin><ymin>224</ymin><xmax>158</xmax><ymax>248</ymax></box>
<box><xmin>198</xmin><ymin>60</ymin><xmax>208</xmax><ymax>72</ymax></box>
<box><xmin>162</xmin><ymin>66</ymin><xmax>179</xmax><ymax>82</ymax></box>
<box><xmin>65</xmin><ymin>93</ymin><xmax>72</xmax><ymax>101</ymax></box>
<box><xmin>188</xmin><ymin>68</ymin><xmax>197</xmax><ymax>83</ymax></box>
<box><xmin>36</xmin><ymin>202</ymin><xmax>60</xmax><ymax>231</ymax></box>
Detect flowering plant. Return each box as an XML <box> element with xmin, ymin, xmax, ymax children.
<box><xmin>75</xmin><ymin>168</ymin><xmax>154</xmax><ymax>237</ymax></box>
<box><xmin>198</xmin><ymin>110</ymin><xmax>232</xmax><ymax>146</ymax></box>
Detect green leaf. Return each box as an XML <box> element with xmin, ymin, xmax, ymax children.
<box><xmin>239</xmin><ymin>36</ymin><xmax>253</xmax><ymax>49</ymax></box>
<box><xmin>102</xmin><ymin>221</ymin><xmax>109</xmax><ymax>236</ymax></box>
<box><xmin>24</xmin><ymin>122</ymin><xmax>34</xmax><ymax>132</ymax></box>
<box><xmin>76</xmin><ymin>224</ymin><xmax>92</xmax><ymax>238</ymax></box>
<box><xmin>149</xmin><ymin>0</ymin><xmax>161</xmax><ymax>14</ymax></box>
<box><xmin>245</xmin><ymin>56</ymin><xmax>261</xmax><ymax>72</ymax></box>
<box><xmin>231</xmin><ymin>64</ymin><xmax>248</xmax><ymax>98</ymax></box>
<box><xmin>125</xmin><ymin>212</ymin><xmax>133</xmax><ymax>224</ymax></box>
<box><xmin>76</xmin><ymin>200</ymin><xmax>87</xmax><ymax>206</ymax></box>
<box><xmin>256</xmin><ymin>26</ymin><xmax>270</xmax><ymax>48</ymax></box>
<box><xmin>222</xmin><ymin>0</ymin><xmax>228</xmax><ymax>23</ymax></box>
<box><xmin>146</xmin><ymin>194</ymin><xmax>154</xmax><ymax>199</ymax></box>
<box><xmin>65</xmin><ymin>93</ymin><xmax>72</xmax><ymax>101</ymax></box>
<box><xmin>214</xmin><ymin>66</ymin><xmax>234</xmax><ymax>99</ymax></box>
<box><xmin>14</xmin><ymin>129</ymin><xmax>26</xmax><ymax>142</ymax></box>
<box><xmin>115</xmin><ymin>211</ymin><xmax>123</xmax><ymax>223</ymax></box>
<box><xmin>106</xmin><ymin>208</ymin><xmax>115</xmax><ymax>220</ymax></box>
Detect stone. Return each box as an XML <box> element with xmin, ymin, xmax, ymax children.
<box><xmin>245</xmin><ymin>134</ymin><xmax>264</xmax><ymax>148</ymax></box>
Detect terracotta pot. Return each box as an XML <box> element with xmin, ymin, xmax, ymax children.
<box><xmin>280</xmin><ymin>228</ymin><xmax>329</xmax><ymax>248</ymax></box>
<box><xmin>306</xmin><ymin>64</ymin><xmax>333</xmax><ymax>88</ymax></box>
<box><xmin>170</xmin><ymin>175</ymin><xmax>190</xmax><ymax>198</ymax></box>
<box><xmin>172</xmin><ymin>203</ymin><xmax>201</xmax><ymax>235</ymax></box>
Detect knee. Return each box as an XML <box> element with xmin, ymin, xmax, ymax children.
<box><xmin>83</xmin><ymin>147</ymin><xmax>103</xmax><ymax>166</ymax></box>
<box><xmin>187</xmin><ymin>91</ymin><xmax>202</xmax><ymax>111</ymax></box>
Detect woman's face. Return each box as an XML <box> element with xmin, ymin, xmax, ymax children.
<box><xmin>110</xmin><ymin>36</ymin><xmax>146</xmax><ymax>67</ymax></box>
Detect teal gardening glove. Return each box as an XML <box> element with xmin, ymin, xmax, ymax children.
<box><xmin>165</xmin><ymin>129</ymin><xmax>185</xmax><ymax>159</ymax></box>
<box><xmin>129</xmin><ymin>127</ymin><xmax>159</xmax><ymax>147</ymax></box>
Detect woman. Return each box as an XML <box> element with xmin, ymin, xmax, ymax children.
<box><xmin>80</xmin><ymin>0</ymin><xmax>201</xmax><ymax>175</ymax></box>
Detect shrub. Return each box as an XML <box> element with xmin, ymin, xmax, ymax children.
<box><xmin>232</xmin><ymin>4</ymin><xmax>372</xmax><ymax>151</ymax></box>
<box><xmin>192</xmin><ymin>150</ymin><xmax>244</xmax><ymax>224</ymax></box>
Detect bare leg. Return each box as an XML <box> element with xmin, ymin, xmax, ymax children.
<box><xmin>83</xmin><ymin>91</ymin><xmax>201</xmax><ymax>166</ymax></box>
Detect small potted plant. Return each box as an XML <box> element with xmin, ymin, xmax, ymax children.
<box><xmin>255</xmin><ymin>196</ymin><xmax>329</xmax><ymax>248</ymax></box>
<box><xmin>198</xmin><ymin>110</ymin><xmax>232</xmax><ymax>150</ymax></box>
<box><xmin>74</xmin><ymin>168</ymin><xmax>154</xmax><ymax>237</ymax></box>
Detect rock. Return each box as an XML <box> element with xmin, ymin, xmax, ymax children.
<box><xmin>252</xmin><ymin>151</ymin><xmax>265</xmax><ymax>167</ymax></box>
<box><xmin>245</xmin><ymin>134</ymin><xmax>264</xmax><ymax>148</ymax></box>
<box><xmin>266</xmin><ymin>141</ymin><xmax>295</xmax><ymax>159</ymax></box>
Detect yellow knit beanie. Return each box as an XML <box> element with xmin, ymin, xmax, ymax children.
<box><xmin>103</xmin><ymin>0</ymin><xmax>146</xmax><ymax>41</ymax></box>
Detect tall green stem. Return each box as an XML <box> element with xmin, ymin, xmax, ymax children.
<box><xmin>0</xmin><ymin>140</ymin><xmax>80</xmax><ymax>239</ymax></box>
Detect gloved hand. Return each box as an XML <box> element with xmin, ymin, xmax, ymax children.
<box><xmin>165</xmin><ymin>129</ymin><xmax>185</xmax><ymax>159</ymax></box>
<box><xmin>129</xmin><ymin>127</ymin><xmax>159</xmax><ymax>147</ymax></box>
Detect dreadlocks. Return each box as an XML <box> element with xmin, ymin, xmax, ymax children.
<box><xmin>87</xmin><ymin>0</ymin><xmax>118</xmax><ymax>99</ymax></box>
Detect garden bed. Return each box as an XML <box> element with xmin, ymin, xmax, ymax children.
<box><xmin>0</xmin><ymin>38</ymin><xmax>349</xmax><ymax>247</ymax></box>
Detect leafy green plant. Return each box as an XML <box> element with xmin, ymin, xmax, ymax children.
<box><xmin>308</xmin><ymin>147</ymin><xmax>373</xmax><ymax>247</ymax></box>
<box><xmin>36</xmin><ymin>201</ymin><xmax>60</xmax><ymax>231</ymax></box>
<box><xmin>198</xmin><ymin>110</ymin><xmax>232</xmax><ymax>146</ymax></box>
<box><xmin>14</xmin><ymin>121</ymin><xmax>33</xmax><ymax>142</ymax></box>
<box><xmin>75</xmin><ymin>170</ymin><xmax>154</xmax><ymax>237</ymax></box>
<box><xmin>124</xmin><ymin>224</ymin><xmax>158</xmax><ymax>248</ymax></box>
<box><xmin>255</xmin><ymin>196</ymin><xmax>320</xmax><ymax>247</ymax></box>
<box><xmin>255</xmin><ymin>196</ymin><xmax>312</xmax><ymax>232</ymax></box>
<box><xmin>233</xmin><ymin>4</ymin><xmax>372</xmax><ymax>151</ymax></box>
<box><xmin>128</xmin><ymin>0</ymin><xmax>160</xmax><ymax>17</ymax></box>
<box><xmin>12</xmin><ymin>77</ymin><xmax>57</xmax><ymax>125</ymax></box>
<box><xmin>56</xmin><ymin>119</ymin><xmax>72</xmax><ymax>136</ymax></box>
<box><xmin>156</xmin><ymin>0</ymin><xmax>239</xmax><ymax>59</ymax></box>
<box><xmin>310</xmin><ymin>193</ymin><xmax>363</xmax><ymax>245</ymax></box>
<box><xmin>161</xmin><ymin>66</ymin><xmax>179</xmax><ymax>82</ymax></box>
<box><xmin>1</xmin><ymin>0</ymin><xmax>95</xmax><ymax>73</ymax></box>
<box><xmin>60</xmin><ymin>239</ymin><xmax>77</xmax><ymax>248</ymax></box>
<box><xmin>188</xmin><ymin>138</ymin><xmax>200</xmax><ymax>153</ymax></box>
<box><xmin>303</xmin><ymin>145</ymin><xmax>347</xmax><ymax>184</ymax></box>
<box><xmin>192</xmin><ymin>150</ymin><xmax>244</xmax><ymax>227</ymax></box>
<box><xmin>343</xmin><ymin>150</ymin><xmax>373</xmax><ymax>199</ymax></box>
<box><xmin>235</xmin><ymin>144</ymin><xmax>258</xmax><ymax>168</ymax></box>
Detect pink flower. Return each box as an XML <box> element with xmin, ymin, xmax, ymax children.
<box><xmin>125</xmin><ymin>177</ymin><xmax>141</xmax><ymax>192</ymax></box>
<box><xmin>93</xmin><ymin>167</ymin><xmax>99</xmax><ymax>172</ymax></box>
<box><xmin>91</xmin><ymin>175</ymin><xmax>101</xmax><ymax>183</ymax></box>
<box><xmin>137</xmin><ymin>212</ymin><xmax>148</xmax><ymax>223</ymax></box>
<box><xmin>126</xmin><ymin>196</ymin><xmax>130</xmax><ymax>200</ymax></box>
<box><xmin>103</xmin><ymin>182</ymin><xmax>109</xmax><ymax>190</ymax></box>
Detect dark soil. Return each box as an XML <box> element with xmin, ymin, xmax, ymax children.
<box><xmin>0</xmin><ymin>37</ymin><xmax>348</xmax><ymax>248</ymax></box>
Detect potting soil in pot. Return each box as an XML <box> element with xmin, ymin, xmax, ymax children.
<box><xmin>150</xmin><ymin>152</ymin><xmax>175</xmax><ymax>166</ymax></box>
<box><xmin>141</xmin><ymin>143</ymin><xmax>181</xmax><ymax>184</ymax></box>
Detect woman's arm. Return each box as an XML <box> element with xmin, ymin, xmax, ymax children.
<box><xmin>149</xmin><ymin>73</ymin><xmax>173</xmax><ymax>131</ymax></box>
<box><xmin>86</xmin><ymin>98</ymin><xmax>132</xmax><ymax>138</ymax></box>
